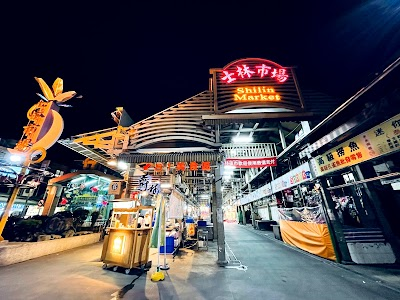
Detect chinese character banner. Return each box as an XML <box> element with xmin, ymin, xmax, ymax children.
<box><xmin>225</xmin><ymin>157</ymin><xmax>277</xmax><ymax>168</ymax></box>
<box><xmin>314</xmin><ymin>113</ymin><xmax>400</xmax><ymax>176</ymax></box>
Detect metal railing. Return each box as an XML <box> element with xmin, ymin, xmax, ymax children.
<box><xmin>220</xmin><ymin>143</ymin><xmax>277</xmax><ymax>158</ymax></box>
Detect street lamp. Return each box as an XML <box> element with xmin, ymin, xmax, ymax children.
<box><xmin>0</xmin><ymin>148</ymin><xmax>50</xmax><ymax>240</ymax></box>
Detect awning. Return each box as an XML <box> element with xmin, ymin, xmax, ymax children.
<box><xmin>202</xmin><ymin>112</ymin><xmax>314</xmax><ymax>125</ymax></box>
<box><xmin>326</xmin><ymin>172</ymin><xmax>400</xmax><ymax>190</ymax></box>
<box><xmin>119</xmin><ymin>152</ymin><xmax>225</xmax><ymax>163</ymax></box>
<box><xmin>48</xmin><ymin>170</ymin><xmax>123</xmax><ymax>185</ymax></box>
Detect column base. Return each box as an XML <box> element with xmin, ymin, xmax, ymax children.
<box><xmin>217</xmin><ymin>260</ymin><xmax>228</xmax><ymax>266</ymax></box>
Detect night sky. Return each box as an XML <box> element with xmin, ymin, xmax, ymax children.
<box><xmin>1</xmin><ymin>1</ymin><xmax>400</xmax><ymax>165</ymax></box>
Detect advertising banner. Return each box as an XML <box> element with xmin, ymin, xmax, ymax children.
<box><xmin>271</xmin><ymin>162</ymin><xmax>312</xmax><ymax>193</ymax></box>
<box><xmin>312</xmin><ymin>113</ymin><xmax>400</xmax><ymax>177</ymax></box>
<box><xmin>239</xmin><ymin>182</ymin><xmax>272</xmax><ymax>205</ymax></box>
<box><xmin>168</xmin><ymin>189</ymin><xmax>184</xmax><ymax>219</ymax></box>
<box><xmin>225</xmin><ymin>157</ymin><xmax>277</xmax><ymax>168</ymax></box>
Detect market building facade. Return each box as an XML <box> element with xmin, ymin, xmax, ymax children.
<box><xmin>58</xmin><ymin>57</ymin><xmax>352</xmax><ymax>264</ymax></box>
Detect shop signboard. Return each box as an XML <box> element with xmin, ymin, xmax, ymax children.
<box><xmin>239</xmin><ymin>182</ymin><xmax>272</xmax><ymax>205</ymax></box>
<box><xmin>225</xmin><ymin>157</ymin><xmax>277</xmax><ymax>168</ymax></box>
<box><xmin>271</xmin><ymin>162</ymin><xmax>312</xmax><ymax>193</ymax></box>
<box><xmin>212</xmin><ymin>58</ymin><xmax>305</xmax><ymax>113</ymax></box>
<box><xmin>312</xmin><ymin>113</ymin><xmax>400</xmax><ymax>177</ymax></box>
<box><xmin>141</xmin><ymin>161</ymin><xmax>211</xmax><ymax>174</ymax></box>
<box><xmin>108</xmin><ymin>181</ymin><xmax>122</xmax><ymax>195</ymax></box>
<box><xmin>138</xmin><ymin>175</ymin><xmax>161</xmax><ymax>195</ymax></box>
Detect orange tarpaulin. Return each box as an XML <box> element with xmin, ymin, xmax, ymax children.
<box><xmin>280</xmin><ymin>220</ymin><xmax>337</xmax><ymax>261</ymax></box>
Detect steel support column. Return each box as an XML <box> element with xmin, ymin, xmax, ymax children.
<box><xmin>279</xmin><ymin>125</ymin><xmax>287</xmax><ymax>149</ymax></box>
<box><xmin>214</xmin><ymin>162</ymin><xmax>227</xmax><ymax>266</ymax></box>
<box><xmin>319</xmin><ymin>180</ymin><xmax>352</xmax><ymax>263</ymax></box>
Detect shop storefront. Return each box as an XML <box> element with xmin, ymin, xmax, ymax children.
<box><xmin>271</xmin><ymin>162</ymin><xmax>314</xmax><ymax>210</ymax></box>
<box><xmin>41</xmin><ymin>170</ymin><xmax>123</xmax><ymax>229</ymax></box>
<box><xmin>269</xmin><ymin>162</ymin><xmax>337</xmax><ymax>261</ymax></box>
<box><xmin>309</xmin><ymin>113</ymin><xmax>400</xmax><ymax>264</ymax></box>
<box><xmin>238</xmin><ymin>182</ymin><xmax>274</xmax><ymax>226</ymax></box>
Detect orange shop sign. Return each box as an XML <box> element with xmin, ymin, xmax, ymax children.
<box><xmin>312</xmin><ymin>113</ymin><xmax>400</xmax><ymax>176</ymax></box>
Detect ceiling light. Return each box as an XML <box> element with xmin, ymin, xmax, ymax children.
<box><xmin>224</xmin><ymin>165</ymin><xmax>236</xmax><ymax>170</ymax></box>
<box><xmin>107</xmin><ymin>159</ymin><xmax>117</xmax><ymax>166</ymax></box>
<box><xmin>117</xmin><ymin>161</ymin><xmax>128</xmax><ymax>170</ymax></box>
<box><xmin>9</xmin><ymin>155</ymin><xmax>23</xmax><ymax>163</ymax></box>
<box><xmin>223</xmin><ymin>170</ymin><xmax>234</xmax><ymax>176</ymax></box>
<box><xmin>71</xmin><ymin>176</ymin><xmax>86</xmax><ymax>183</ymax></box>
<box><xmin>232</xmin><ymin>135</ymin><xmax>253</xmax><ymax>143</ymax></box>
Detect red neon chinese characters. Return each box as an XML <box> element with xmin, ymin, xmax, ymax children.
<box><xmin>256</xmin><ymin>64</ymin><xmax>271</xmax><ymax>78</ymax></box>
<box><xmin>189</xmin><ymin>161</ymin><xmax>198</xmax><ymax>171</ymax></box>
<box><xmin>221</xmin><ymin>64</ymin><xmax>289</xmax><ymax>84</ymax></box>
<box><xmin>176</xmin><ymin>162</ymin><xmax>186</xmax><ymax>172</ymax></box>
<box><xmin>221</xmin><ymin>71</ymin><xmax>236</xmax><ymax>83</ymax></box>
<box><xmin>154</xmin><ymin>162</ymin><xmax>163</xmax><ymax>173</ymax></box>
<box><xmin>236</xmin><ymin>64</ymin><xmax>255</xmax><ymax>78</ymax></box>
<box><xmin>201</xmin><ymin>161</ymin><xmax>211</xmax><ymax>171</ymax></box>
<box><xmin>271</xmin><ymin>68</ymin><xmax>289</xmax><ymax>83</ymax></box>
<box><xmin>143</xmin><ymin>163</ymin><xmax>152</xmax><ymax>170</ymax></box>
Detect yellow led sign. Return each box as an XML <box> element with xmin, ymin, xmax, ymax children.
<box><xmin>233</xmin><ymin>86</ymin><xmax>281</xmax><ymax>102</ymax></box>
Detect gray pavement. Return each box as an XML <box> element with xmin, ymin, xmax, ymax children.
<box><xmin>0</xmin><ymin>223</ymin><xmax>399</xmax><ymax>299</ymax></box>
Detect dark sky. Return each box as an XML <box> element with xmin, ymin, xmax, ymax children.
<box><xmin>2</xmin><ymin>1</ymin><xmax>400</xmax><ymax>165</ymax></box>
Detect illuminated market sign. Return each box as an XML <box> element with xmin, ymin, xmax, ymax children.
<box><xmin>310</xmin><ymin>113</ymin><xmax>400</xmax><ymax>177</ymax></box>
<box><xmin>221</xmin><ymin>62</ymin><xmax>289</xmax><ymax>84</ymax></box>
<box><xmin>213</xmin><ymin>58</ymin><xmax>304</xmax><ymax>111</ymax></box>
<box><xmin>234</xmin><ymin>86</ymin><xmax>280</xmax><ymax>102</ymax></box>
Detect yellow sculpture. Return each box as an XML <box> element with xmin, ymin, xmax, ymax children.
<box><xmin>9</xmin><ymin>77</ymin><xmax>78</xmax><ymax>161</ymax></box>
<box><xmin>0</xmin><ymin>77</ymin><xmax>79</xmax><ymax>241</ymax></box>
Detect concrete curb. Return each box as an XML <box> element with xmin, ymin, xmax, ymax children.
<box><xmin>0</xmin><ymin>233</ymin><xmax>101</xmax><ymax>266</ymax></box>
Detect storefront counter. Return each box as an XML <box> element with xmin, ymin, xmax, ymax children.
<box><xmin>255</xmin><ymin>220</ymin><xmax>277</xmax><ymax>230</ymax></box>
<box><xmin>100</xmin><ymin>206</ymin><xmax>154</xmax><ymax>273</ymax></box>
<box><xmin>101</xmin><ymin>227</ymin><xmax>152</xmax><ymax>272</ymax></box>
